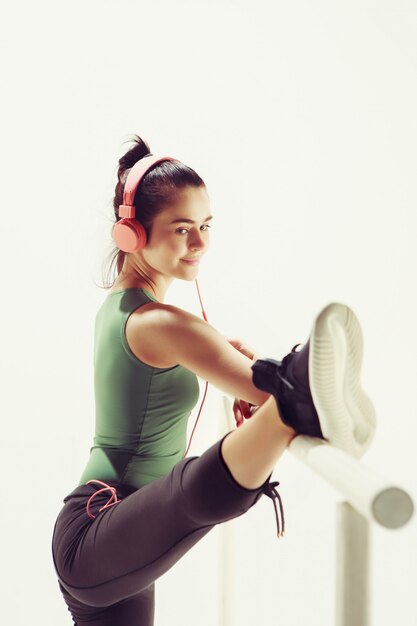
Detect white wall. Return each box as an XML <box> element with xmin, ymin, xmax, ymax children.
<box><xmin>1</xmin><ymin>1</ymin><xmax>416</xmax><ymax>624</ymax></box>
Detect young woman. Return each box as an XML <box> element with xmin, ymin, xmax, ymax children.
<box><xmin>51</xmin><ymin>135</ymin><xmax>376</xmax><ymax>626</ymax></box>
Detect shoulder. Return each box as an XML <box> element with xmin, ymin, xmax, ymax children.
<box><xmin>125</xmin><ymin>302</ymin><xmax>197</xmax><ymax>368</ymax></box>
<box><xmin>129</xmin><ymin>301</ymin><xmax>194</xmax><ymax>330</ymax></box>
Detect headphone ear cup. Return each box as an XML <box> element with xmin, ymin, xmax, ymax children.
<box><xmin>112</xmin><ymin>219</ymin><xmax>147</xmax><ymax>252</ymax></box>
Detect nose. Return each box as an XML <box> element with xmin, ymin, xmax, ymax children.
<box><xmin>189</xmin><ymin>229</ymin><xmax>207</xmax><ymax>252</ymax></box>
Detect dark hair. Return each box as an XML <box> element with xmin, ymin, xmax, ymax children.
<box><xmin>100</xmin><ymin>134</ymin><xmax>206</xmax><ymax>291</ymax></box>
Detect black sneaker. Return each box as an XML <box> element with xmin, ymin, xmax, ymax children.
<box><xmin>251</xmin><ymin>303</ymin><xmax>376</xmax><ymax>457</ymax></box>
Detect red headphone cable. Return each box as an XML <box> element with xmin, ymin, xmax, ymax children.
<box><xmin>182</xmin><ymin>279</ymin><xmax>209</xmax><ymax>458</ymax></box>
<box><xmin>194</xmin><ymin>278</ymin><xmax>208</xmax><ymax>322</ymax></box>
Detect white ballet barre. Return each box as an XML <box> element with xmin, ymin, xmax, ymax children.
<box><xmin>288</xmin><ymin>435</ymin><xmax>414</xmax><ymax>530</ymax></box>
<box><xmin>218</xmin><ymin>395</ymin><xmax>414</xmax><ymax>626</ymax></box>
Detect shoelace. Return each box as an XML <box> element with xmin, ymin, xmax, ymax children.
<box><xmin>86</xmin><ymin>479</ymin><xmax>120</xmax><ymax>519</ymax></box>
<box><xmin>262</xmin><ymin>481</ymin><xmax>285</xmax><ymax>538</ymax></box>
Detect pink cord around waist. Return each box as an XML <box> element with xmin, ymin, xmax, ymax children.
<box><xmin>86</xmin><ymin>480</ymin><xmax>120</xmax><ymax>519</ymax></box>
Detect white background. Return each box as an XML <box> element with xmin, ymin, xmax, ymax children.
<box><xmin>1</xmin><ymin>1</ymin><xmax>416</xmax><ymax>624</ymax></box>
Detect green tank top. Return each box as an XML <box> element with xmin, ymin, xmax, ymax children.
<box><xmin>78</xmin><ymin>288</ymin><xmax>200</xmax><ymax>490</ymax></box>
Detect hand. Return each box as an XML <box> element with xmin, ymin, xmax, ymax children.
<box><xmin>232</xmin><ymin>397</ymin><xmax>259</xmax><ymax>427</ymax></box>
<box><xmin>226</xmin><ymin>337</ymin><xmax>260</xmax><ymax>362</ymax></box>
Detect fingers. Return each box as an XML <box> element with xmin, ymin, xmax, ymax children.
<box><xmin>226</xmin><ymin>337</ymin><xmax>257</xmax><ymax>361</ymax></box>
<box><xmin>233</xmin><ymin>397</ymin><xmax>259</xmax><ymax>427</ymax></box>
<box><xmin>233</xmin><ymin>397</ymin><xmax>244</xmax><ymax>427</ymax></box>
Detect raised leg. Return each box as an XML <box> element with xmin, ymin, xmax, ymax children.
<box><xmin>220</xmin><ymin>395</ymin><xmax>297</xmax><ymax>489</ymax></box>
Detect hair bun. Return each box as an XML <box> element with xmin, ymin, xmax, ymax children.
<box><xmin>117</xmin><ymin>135</ymin><xmax>152</xmax><ymax>181</ymax></box>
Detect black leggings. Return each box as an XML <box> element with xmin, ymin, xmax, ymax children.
<box><xmin>51</xmin><ymin>432</ymin><xmax>277</xmax><ymax>626</ymax></box>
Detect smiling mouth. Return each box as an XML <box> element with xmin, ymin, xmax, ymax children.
<box><xmin>181</xmin><ymin>259</ymin><xmax>200</xmax><ymax>264</ymax></box>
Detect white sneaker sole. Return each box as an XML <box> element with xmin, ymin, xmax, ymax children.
<box><xmin>309</xmin><ymin>302</ymin><xmax>376</xmax><ymax>457</ymax></box>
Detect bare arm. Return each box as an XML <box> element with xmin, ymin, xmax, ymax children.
<box><xmin>130</xmin><ymin>303</ymin><xmax>271</xmax><ymax>407</ymax></box>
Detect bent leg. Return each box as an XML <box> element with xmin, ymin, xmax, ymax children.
<box><xmin>57</xmin><ymin>580</ymin><xmax>155</xmax><ymax>626</ymax></box>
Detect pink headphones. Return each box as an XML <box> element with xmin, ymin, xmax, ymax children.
<box><xmin>112</xmin><ymin>154</ymin><xmax>175</xmax><ymax>253</ymax></box>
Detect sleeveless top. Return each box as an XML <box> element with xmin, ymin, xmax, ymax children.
<box><xmin>78</xmin><ymin>288</ymin><xmax>200</xmax><ymax>490</ymax></box>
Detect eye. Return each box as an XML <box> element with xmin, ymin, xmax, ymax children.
<box><xmin>175</xmin><ymin>224</ymin><xmax>212</xmax><ymax>235</ymax></box>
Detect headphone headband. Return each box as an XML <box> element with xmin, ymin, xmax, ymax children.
<box><xmin>118</xmin><ymin>154</ymin><xmax>176</xmax><ymax>218</ymax></box>
<box><xmin>114</xmin><ymin>153</ymin><xmax>177</xmax><ymax>253</ymax></box>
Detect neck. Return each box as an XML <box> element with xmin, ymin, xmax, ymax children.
<box><xmin>114</xmin><ymin>268</ymin><xmax>173</xmax><ymax>303</ymax></box>
<box><xmin>144</xmin><ymin>279</ymin><xmax>172</xmax><ymax>303</ymax></box>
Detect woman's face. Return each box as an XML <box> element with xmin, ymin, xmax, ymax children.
<box><xmin>140</xmin><ymin>185</ymin><xmax>212</xmax><ymax>281</ymax></box>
